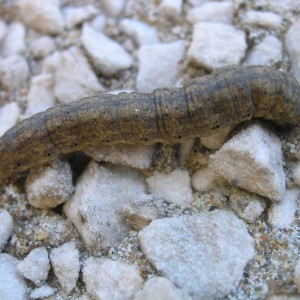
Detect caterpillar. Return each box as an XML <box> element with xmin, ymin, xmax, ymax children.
<box><xmin>0</xmin><ymin>65</ymin><xmax>299</xmax><ymax>183</ymax></box>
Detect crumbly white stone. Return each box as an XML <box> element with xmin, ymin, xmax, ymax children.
<box><xmin>63</xmin><ymin>5</ymin><xmax>99</xmax><ymax>29</ymax></box>
<box><xmin>99</xmin><ymin>0</ymin><xmax>127</xmax><ymax>17</ymax></box>
<box><xmin>25</xmin><ymin>73</ymin><xmax>55</xmax><ymax>117</ymax></box>
<box><xmin>89</xmin><ymin>15</ymin><xmax>106</xmax><ymax>31</ymax></box>
<box><xmin>81</xmin><ymin>24</ymin><xmax>133</xmax><ymax>76</ymax></box>
<box><xmin>83</xmin><ymin>257</ymin><xmax>144</xmax><ymax>300</ymax></box>
<box><xmin>84</xmin><ymin>144</ymin><xmax>155</xmax><ymax>170</ymax></box>
<box><xmin>50</xmin><ymin>241</ymin><xmax>80</xmax><ymax>294</ymax></box>
<box><xmin>0</xmin><ymin>102</ymin><xmax>20</xmax><ymax>137</ymax></box>
<box><xmin>139</xmin><ymin>210</ymin><xmax>255</xmax><ymax>299</ymax></box>
<box><xmin>0</xmin><ymin>19</ymin><xmax>6</xmax><ymax>42</ymax></box>
<box><xmin>30</xmin><ymin>285</ymin><xmax>55</xmax><ymax>299</ymax></box>
<box><xmin>17</xmin><ymin>247</ymin><xmax>50</xmax><ymax>285</ymax></box>
<box><xmin>0</xmin><ymin>55</ymin><xmax>29</xmax><ymax>91</ymax></box>
<box><xmin>18</xmin><ymin>0</ymin><xmax>64</xmax><ymax>35</ymax></box>
<box><xmin>30</xmin><ymin>36</ymin><xmax>56</xmax><ymax>59</ymax></box>
<box><xmin>137</xmin><ymin>41</ymin><xmax>185</xmax><ymax>92</ymax></box>
<box><xmin>268</xmin><ymin>188</ymin><xmax>299</xmax><ymax>228</ymax></box>
<box><xmin>0</xmin><ymin>209</ymin><xmax>13</xmax><ymax>252</ymax></box>
<box><xmin>64</xmin><ymin>162</ymin><xmax>147</xmax><ymax>253</ymax></box>
<box><xmin>243</xmin><ymin>10</ymin><xmax>283</xmax><ymax>29</ymax></box>
<box><xmin>25</xmin><ymin>160</ymin><xmax>74</xmax><ymax>209</ymax></box>
<box><xmin>158</xmin><ymin>0</ymin><xmax>183</xmax><ymax>17</ymax></box>
<box><xmin>0</xmin><ymin>254</ymin><xmax>27</xmax><ymax>299</ymax></box>
<box><xmin>134</xmin><ymin>277</ymin><xmax>192</xmax><ymax>300</ymax></box>
<box><xmin>229</xmin><ymin>190</ymin><xmax>266</xmax><ymax>223</ymax></box>
<box><xmin>51</xmin><ymin>47</ymin><xmax>103</xmax><ymax>103</ymax></box>
<box><xmin>146</xmin><ymin>169</ymin><xmax>193</xmax><ymax>208</ymax></box>
<box><xmin>188</xmin><ymin>22</ymin><xmax>246</xmax><ymax>70</ymax></box>
<box><xmin>192</xmin><ymin>168</ymin><xmax>225</xmax><ymax>193</ymax></box>
<box><xmin>293</xmin><ymin>163</ymin><xmax>300</xmax><ymax>187</ymax></box>
<box><xmin>209</xmin><ymin>123</ymin><xmax>285</xmax><ymax>201</ymax></box>
<box><xmin>286</xmin><ymin>19</ymin><xmax>300</xmax><ymax>82</ymax></box>
<box><xmin>0</xmin><ymin>22</ymin><xmax>26</xmax><ymax>57</ymax></box>
<box><xmin>123</xmin><ymin>195</ymin><xmax>165</xmax><ymax>230</ymax></box>
<box><xmin>243</xmin><ymin>35</ymin><xmax>282</xmax><ymax>66</ymax></box>
<box><xmin>187</xmin><ymin>1</ymin><xmax>233</xmax><ymax>24</ymax></box>
<box><xmin>120</xmin><ymin>18</ymin><xmax>159</xmax><ymax>45</ymax></box>
<box><xmin>294</xmin><ymin>259</ymin><xmax>300</xmax><ymax>293</ymax></box>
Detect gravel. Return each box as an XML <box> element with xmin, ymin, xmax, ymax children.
<box><xmin>0</xmin><ymin>1</ymin><xmax>300</xmax><ymax>299</ymax></box>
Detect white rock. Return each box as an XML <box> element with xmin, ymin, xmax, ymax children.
<box><xmin>294</xmin><ymin>259</ymin><xmax>300</xmax><ymax>293</ymax></box>
<box><xmin>0</xmin><ymin>254</ymin><xmax>27</xmax><ymax>299</ymax></box>
<box><xmin>123</xmin><ymin>195</ymin><xmax>165</xmax><ymax>230</ymax></box>
<box><xmin>243</xmin><ymin>36</ymin><xmax>282</xmax><ymax>66</ymax></box>
<box><xmin>243</xmin><ymin>10</ymin><xmax>283</xmax><ymax>29</ymax></box>
<box><xmin>90</xmin><ymin>15</ymin><xmax>106</xmax><ymax>32</ymax></box>
<box><xmin>17</xmin><ymin>247</ymin><xmax>50</xmax><ymax>285</ymax></box>
<box><xmin>25</xmin><ymin>160</ymin><xmax>74</xmax><ymax>209</ymax></box>
<box><xmin>25</xmin><ymin>74</ymin><xmax>55</xmax><ymax>117</ymax></box>
<box><xmin>53</xmin><ymin>47</ymin><xmax>103</xmax><ymax>103</ymax></box>
<box><xmin>137</xmin><ymin>41</ymin><xmax>185</xmax><ymax>92</ymax></box>
<box><xmin>229</xmin><ymin>190</ymin><xmax>266</xmax><ymax>223</ymax></box>
<box><xmin>30</xmin><ymin>36</ymin><xmax>56</xmax><ymax>59</ymax></box>
<box><xmin>64</xmin><ymin>162</ymin><xmax>146</xmax><ymax>252</ymax></box>
<box><xmin>268</xmin><ymin>188</ymin><xmax>299</xmax><ymax>228</ymax></box>
<box><xmin>187</xmin><ymin>0</ymin><xmax>210</xmax><ymax>6</ymax></box>
<box><xmin>0</xmin><ymin>55</ymin><xmax>29</xmax><ymax>91</ymax></box>
<box><xmin>139</xmin><ymin>210</ymin><xmax>255</xmax><ymax>299</ymax></box>
<box><xmin>0</xmin><ymin>210</ymin><xmax>13</xmax><ymax>252</ymax></box>
<box><xmin>187</xmin><ymin>1</ymin><xmax>233</xmax><ymax>24</ymax></box>
<box><xmin>192</xmin><ymin>168</ymin><xmax>225</xmax><ymax>193</ymax></box>
<box><xmin>146</xmin><ymin>169</ymin><xmax>193</xmax><ymax>208</ymax></box>
<box><xmin>293</xmin><ymin>163</ymin><xmax>300</xmax><ymax>187</ymax></box>
<box><xmin>0</xmin><ymin>19</ymin><xmax>7</xmax><ymax>42</ymax></box>
<box><xmin>30</xmin><ymin>285</ymin><xmax>55</xmax><ymax>299</ymax></box>
<box><xmin>84</xmin><ymin>144</ymin><xmax>155</xmax><ymax>169</ymax></box>
<box><xmin>99</xmin><ymin>0</ymin><xmax>127</xmax><ymax>17</ymax></box>
<box><xmin>83</xmin><ymin>257</ymin><xmax>144</xmax><ymax>300</ymax></box>
<box><xmin>200</xmin><ymin>124</ymin><xmax>234</xmax><ymax>150</ymax></box>
<box><xmin>134</xmin><ymin>277</ymin><xmax>191</xmax><ymax>300</ymax></box>
<box><xmin>81</xmin><ymin>24</ymin><xmax>133</xmax><ymax>76</ymax></box>
<box><xmin>120</xmin><ymin>18</ymin><xmax>159</xmax><ymax>45</ymax></box>
<box><xmin>187</xmin><ymin>22</ymin><xmax>246</xmax><ymax>70</ymax></box>
<box><xmin>159</xmin><ymin>0</ymin><xmax>183</xmax><ymax>17</ymax></box>
<box><xmin>18</xmin><ymin>0</ymin><xmax>64</xmax><ymax>35</ymax></box>
<box><xmin>50</xmin><ymin>241</ymin><xmax>80</xmax><ymax>294</ymax></box>
<box><xmin>0</xmin><ymin>22</ymin><xmax>26</xmax><ymax>57</ymax></box>
<box><xmin>209</xmin><ymin>124</ymin><xmax>285</xmax><ymax>201</ymax></box>
<box><xmin>0</xmin><ymin>102</ymin><xmax>20</xmax><ymax>137</ymax></box>
<box><xmin>286</xmin><ymin>20</ymin><xmax>300</xmax><ymax>83</ymax></box>
<box><xmin>63</xmin><ymin>5</ymin><xmax>99</xmax><ymax>29</ymax></box>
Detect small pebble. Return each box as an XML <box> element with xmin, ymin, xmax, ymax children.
<box><xmin>83</xmin><ymin>257</ymin><xmax>144</xmax><ymax>300</ymax></box>
<box><xmin>30</xmin><ymin>285</ymin><xmax>55</xmax><ymax>299</ymax></box>
<box><xmin>81</xmin><ymin>24</ymin><xmax>133</xmax><ymax>76</ymax></box>
<box><xmin>137</xmin><ymin>41</ymin><xmax>185</xmax><ymax>92</ymax></box>
<box><xmin>0</xmin><ymin>209</ymin><xmax>13</xmax><ymax>252</ymax></box>
<box><xmin>50</xmin><ymin>241</ymin><xmax>80</xmax><ymax>294</ymax></box>
<box><xmin>18</xmin><ymin>0</ymin><xmax>64</xmax><ymax>34</ymax></box>
<box><xmin>0</xmin><ymin>22</ymin><xmax>26</xmax><ymax>57</ymax></box>
<box><xmin>146</xmin><ymin>169</ymin><xmax>193</xmax><ymax>208</ymax></box>
<box><xmin>17</xmin><ymin>247</ymin><xmax>50</xmax><ymax>285</ymax></box>
<box><xmin>0</xmin><ymin>102</ymin><xmax>20</xmax><ymax>137</ymax></box>
<box><xmin>188</xmin><ymin>22</ymin><xmax>246</xmax><ymax>70</ymax></box>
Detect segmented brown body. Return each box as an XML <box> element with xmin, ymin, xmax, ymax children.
<box><xmin>0</xmin><ymin>65</ymin><xmax>300</xmax><ymax>183</ymax></box>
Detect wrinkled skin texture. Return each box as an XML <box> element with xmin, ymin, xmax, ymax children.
<box><xmin>0</xmin><ymin>65</ymin><xmax>299</xmax><ymax>183</ymax></box>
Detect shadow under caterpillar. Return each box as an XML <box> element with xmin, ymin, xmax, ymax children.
<box><xmin>0</xmin><ymin>65</ymin><xmax>300</xmax><ymax>183</ymax></box>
